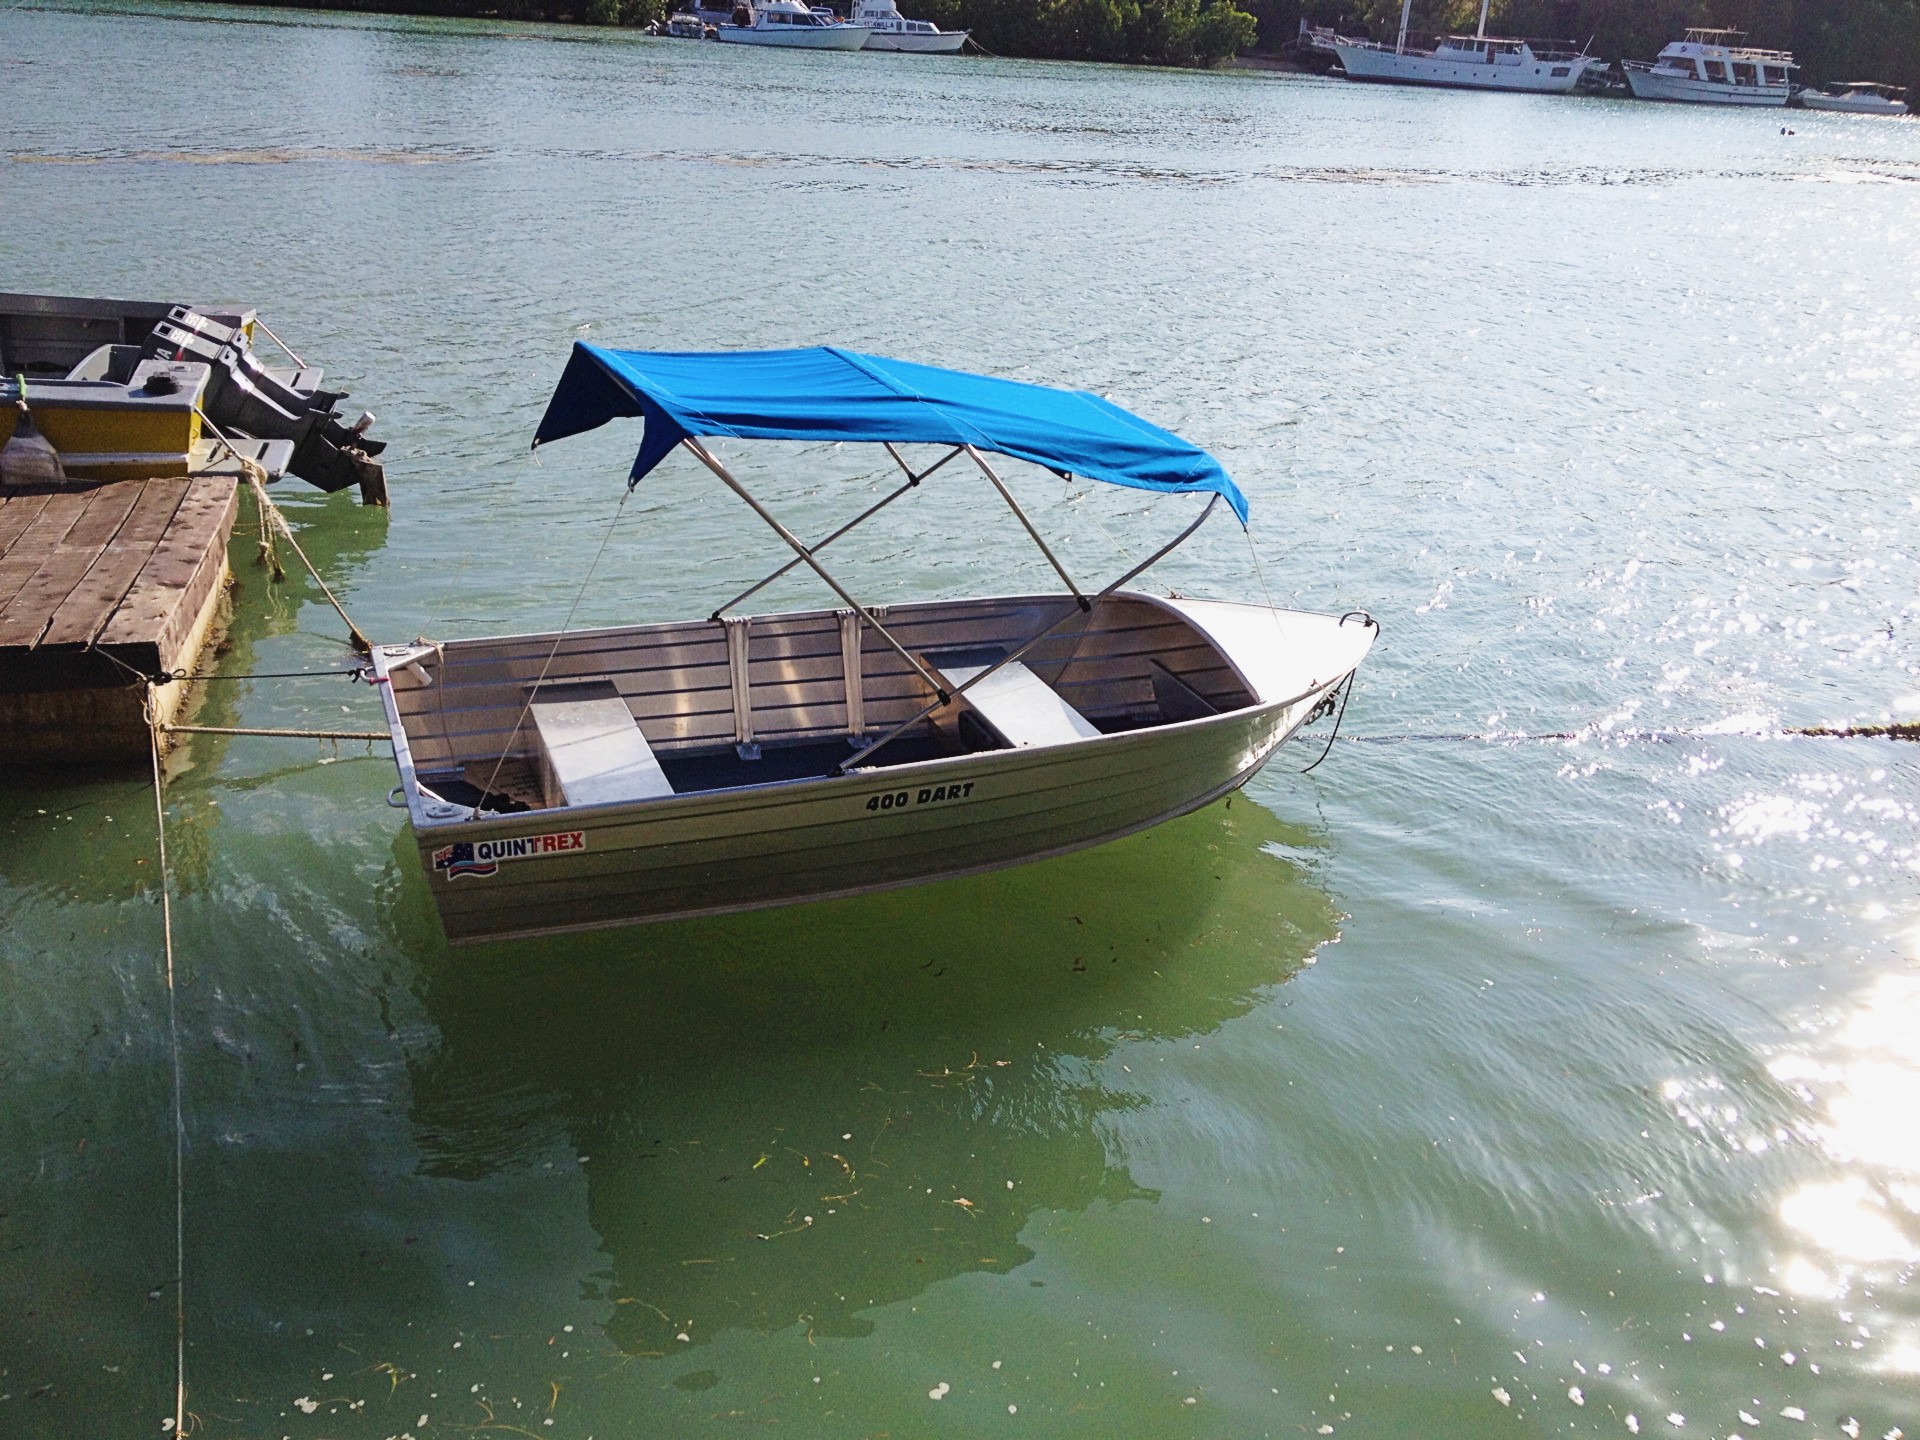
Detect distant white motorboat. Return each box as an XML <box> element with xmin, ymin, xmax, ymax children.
<box><xmin>1326</xmin><ymin>0</ymin><xmax>1600</xmax><ymax>94</ymax></box>
<box><xmin>1622</xmin><ymin>28</ymin><xmax>1795</xmax><ymax>106</ymax></box>
<box><xmin>715</xmin><ymin>0</ymin><xmax>869</xmax><ymax>49</ymax></box>
<box><xmin>851</xmin><ymin>0</ymin><xmax>968</xmax><ymax>52</ymax></box>
<box><xmin>1796</xmin><ymin>81</ymin><xmax>1909</xmax><ymax>115</ymax></box>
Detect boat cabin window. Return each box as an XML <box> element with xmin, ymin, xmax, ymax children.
<box><xmin>1731</xmin><ymin>61</ymin><xmax>1755</xmax><ymax>85</ymax></box>
<box><xmin>1704</xmin><ymin>59</ymin><xmax>1728</xmax><ymax>82</ymax></box>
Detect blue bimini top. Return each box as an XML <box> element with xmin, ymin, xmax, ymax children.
<box><xmin>531</xmin><ymin>343</ymin><xmax>1249</xmax><ymax>525</ymax></box>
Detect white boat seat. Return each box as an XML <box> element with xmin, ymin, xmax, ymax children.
<box><xmin>528</xmin><ymin>680</ymin><xmax>674</xmax><ymax>808</ymax></box>
<box><xmin>928</xmin><ymin>652</ymin><xmax>1100</xmax><ymax>749</ymax></box>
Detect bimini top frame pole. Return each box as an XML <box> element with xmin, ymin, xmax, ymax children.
<box><xmin>708</xmin><ymin>444</ymin><xmax>966</xmax><ymax>621</ymax></box>
<box><xmin>963</xmin><ymin>445</ymin><xmax>1089</xmax><ymax>612</ymax></box>
<box><xmin>838</xmin><ymin>493</ymin><xmax>1222</xmax><ymax>774</ymax></box>
<box><xmin>681</xmin><ymin>438</ymin><xmax>953</xmax><ymax>704</ymax></box>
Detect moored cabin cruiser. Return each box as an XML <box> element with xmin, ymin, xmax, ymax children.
<box><xmin>1796</xmin><ymin>81</ymin><xmax>1909</xmax><ymax>115</ymax></box>
<box><xmin>1326</xmin><ymin>0</ymin><xmax>1600</xmax><ymax>94</ymax></box>
<box><xmin>851</xmin><ymin>0</ymin><xmax>968</xmax><ymax>52</ymax></box>
<box><xmin>715</xmin><ymin>0</ymin><xmax>870</xmax><ymax>48</ymax></box>
<box><xmin>1622</xmin><ymin>28</ymin><xmax>1795</xmax><ymax>105</ymax></box>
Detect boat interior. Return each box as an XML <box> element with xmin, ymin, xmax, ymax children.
<box><xmin>390</xmin><ymin>593</ymin><xmax>1259</xmax><ymax>815</ymax></box>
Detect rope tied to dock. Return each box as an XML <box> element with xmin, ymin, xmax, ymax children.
<box><xmin>196</xmin><ymin>409</ymin><xmax>373</xmax><ymax>655</ymax></box>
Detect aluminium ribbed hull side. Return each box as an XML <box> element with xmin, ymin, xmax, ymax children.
<box><xmin>412</xmin><ymin>689</ymin><xmax>1322</xmax><ymax>944</ymax></box>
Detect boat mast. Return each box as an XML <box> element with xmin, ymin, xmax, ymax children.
<box><xmin>1395</xmin><ymin>0</ymin><xmax>1411</xmax><ymax>54</ymax></box>
<box><xmin>1475</xmin><ymin>0</ymin><xmax>1489</xmax><ymax>39</ymax></box>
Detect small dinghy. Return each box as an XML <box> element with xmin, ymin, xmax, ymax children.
<box><xmin>374</xmin><ymin>346</ymin><xmax>1377</xmax><ymax>944</ymax></box>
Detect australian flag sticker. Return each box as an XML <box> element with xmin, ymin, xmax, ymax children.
<box><xmin>432</xmin><ymin>829</ymin><xmax>586</xmax><ymax>882</ymax></box>
<box><xmin>432</xmin><ymin>841</ymin><xmax>497</xmax><ymax>881</ymax></box>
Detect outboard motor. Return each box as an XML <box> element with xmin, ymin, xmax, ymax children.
<box><xmin>142</xmin><ymin>308</ymin><xmax>389</xmax><ymax>504</ymax></box>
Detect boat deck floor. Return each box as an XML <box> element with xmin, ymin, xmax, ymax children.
<box><xmin>422</xmin><ymin>712</ymin><xmax>1152</xmax><ymax>815</ymax></box>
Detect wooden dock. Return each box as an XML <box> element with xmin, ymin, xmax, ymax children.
<box><xmin>0</xmin><ymin>475</ymin><xmax>239</xmax><ymax>762</ymax></box>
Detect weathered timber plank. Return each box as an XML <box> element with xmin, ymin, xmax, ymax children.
<box><xmin>0</xmin><ymin>487</ymin><xmax>142</xmax><ymax>648</ymax></box>
<box><xmin>96</xmin><ymin>479</ymin><xmax>237</xmax><ymax>651</ymax></box>
<box><xmin>40</xmin><ymin>481</ymin><xmax>193</xmax><ymax>647</ymax></box>
<box><xmin>0</xmin><ymin>489</ymin><xmax>92</xmax><ymax>618</ymax></box>
<box><xmin>153</xmin><ymin>496</ymin><xmax>236</xmax><ymax>666</ymax></box>
<box><xmin>0</xmin><ymin>488</ymin><xmax>59</xmax><ymax>558</ymax></box>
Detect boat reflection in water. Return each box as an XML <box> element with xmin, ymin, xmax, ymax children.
<box><xmin>401</xmin><ymin>800</ymin><xmax>1341</xmax><ymax>1351</ymax></box>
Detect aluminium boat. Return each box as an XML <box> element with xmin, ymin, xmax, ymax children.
<box><xmin>1622</xmin><ymin>28</ymin><xmax>1795</xmax><ymax>106</ymax></box>
<box><xmin>373</xmin><ymin>345</ymin><xmax>1377</xmax><ymax>945</ymax></box>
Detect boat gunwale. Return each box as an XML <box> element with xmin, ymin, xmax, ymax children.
<box><xmin>372</xmin><ymin>590</ymin><xmax>1368</xmax><ymax>837</ymax></box>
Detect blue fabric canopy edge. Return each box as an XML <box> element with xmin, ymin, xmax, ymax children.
<box><xmin>531</xmin><ymin>342</ymin><xmax>1249</xmax><ymax>525</ymax></box>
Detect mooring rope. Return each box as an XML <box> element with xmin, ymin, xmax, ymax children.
<box><xmin>1334</xmin><ymin>722</ymin><xmax>1919</xmax><ymax>746</ymax></box>
<box><xmin>159</xmin><ymin>723</ymin><xmax>389</xmax><ymax>741</ymax></box>
<box><xmin>472</xmin><ymin>489</ymin><xmax>631</xmax><ymax>818</ymax></box>
<box><xmin>143</xmin><ymin>686</ymin><xmax>190</xmax><ymax>1437</ymax></box>
<box><xmin>194</xmin><ymin>411</ymin><xmax>372</xmax><ymax>654</ymax></box>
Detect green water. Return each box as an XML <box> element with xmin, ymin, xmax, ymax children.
<box><xmin>3</xmin><ymin>4</ymin><xmax>1918</xmax><ymax>1435</ymax></box>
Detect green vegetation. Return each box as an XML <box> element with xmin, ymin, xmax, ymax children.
<box><xmin>1248</xmin><ymin>0</ymin><xmax>1920</xmax><ymax>93</ymax></box>
<box><xmin>210</xmin><ymin>0</ymin><xmax>1257</xmax><ymax>64</ymax></box>
<box><xmin>197</xmin><ymin>0</ymin><xmax>1916</xmax><ymax>80</ymax></box>
<box><xmin>919</xmin><ymin>0</ymin><xmax>1258</xmax><ymax>64</ymax></box>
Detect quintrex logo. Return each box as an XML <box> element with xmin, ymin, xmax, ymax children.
<box><xmin>431</xmin><ymin>830</ymin><xmax>587</xmax><ymax>881</ymax></box>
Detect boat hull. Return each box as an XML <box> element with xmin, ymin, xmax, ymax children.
<box><xmin>1797</xmin><ymin>92</ymin><xmax>1908</xmax><ymax>114</ymax></box>
<box><xmin>862</xmin><ymin>28</ymin><xmax>967</xmax><ymax>51</ymax></box>
<box><xmin>715</xmin><ymin>23</ymin><xmax>869</xmax><ymax>47</ymax></box>
<box><xmin>1330</xmin><ymin>40</ymin><xmax>1597</xmax><ymax>93</ymax></box>
<box><xmin>398</xmin><ymin>687</ymin><xmax>1325</xmax><ymax>944</ymax></box>
<box><xmin>375</xmin><ymin>595</ymin><xmax>1375</xmax><ymax>944</ymax></box>
<box><xmin>1621</xmin><ymin>63</ymin><xmax>1789</xmax><ymax>105</ymax></box>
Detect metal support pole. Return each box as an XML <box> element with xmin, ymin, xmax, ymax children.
<box><xmin>683</xmin><ymin>439</ymin><xmax>951</xmax><ymax>703</ymax></box>
<box><xmin>839</xmin><ymin>494</ymin><xmax>1221</xmax><ymax>773</ymax></box>
<box><xmin>708</xmin><ymin>442</ymin><xmax>962</xmax><ymax>620</ymax></box>
<box><xmin>964</xmin><ymin>446</ymin><xmax>1088</xmax><ymax>611</ymax></box>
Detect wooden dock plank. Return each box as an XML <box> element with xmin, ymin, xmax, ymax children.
<box><xmin>0</xmin><ymin>489</ymin><xmax>123</xmax><ymax>645</ymax></box>
<box><xmin>0</xmin><ymin>489</ymin><xmax>94</xmax><ymax>612</ymax></box>
<box><xmin>0</xmin><ymin>488</ymin><xmax>59</xmax><ymax>558</ymax></box>
<box><xmin>40</xmin><ymin>480</ymin><xmax>193</xmax><ymax>648</ymax></box>
<box><xmin>97</xmin><ymin>479</ymin><xmax>238</xmax><ymax>651</ymax></box>
<box><xmin>0</xmin><ymin>484</ymin><xmax>144</xmax><ymax>650</ymax></box>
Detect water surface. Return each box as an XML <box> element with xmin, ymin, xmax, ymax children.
<box><xmin>2</xmin><ymin>6</ymin><xmax>1918</xmax><ymax>1436</ymax></box>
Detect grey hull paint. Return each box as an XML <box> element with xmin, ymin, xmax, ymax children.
<box><xmin>407</xmin><ymin>687</ymin><xmax>1322</xmax><ymax>944</ymax></box>
<box><xmin>377</xmin><ymin>593</ymin><xmax>1374</xmax><ymax>944</ymax></box>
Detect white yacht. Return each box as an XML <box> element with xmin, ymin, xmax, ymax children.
<box><xmin>1622</xmin><ymin>28</ymin><xmax>1795</xmax><ymax>105</ymax></box>
<box><xmin>715</xmin><ymin>0</ymin><xmax>870</xmax><ymax>49</ymax></box>
<box><xmin>1326</xmin><ymin>0</ymin><xmax>1600</xmax><ymax>94</ymax></box>
<box><xmin>1797</xmin><ymin>81</ymin><xmax>1909</xmax><ymax>115</ymax></box>
<box><xmin>851</xmin><ymin>0</ymin><xmax>968</xmax><ymax>52</ymax></box>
